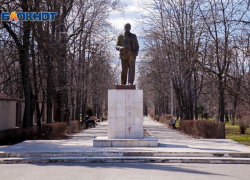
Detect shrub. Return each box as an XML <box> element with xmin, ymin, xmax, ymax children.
<box><xmin>0</xmin><ymin>120</ymin><xmax>90</xmax><ymax>145</ymax></box>
<box><xmin>0</xmin><ymin>128</ymin><xmax>23</xmax><ymax>145</ymax></box>
<box><xmin>238</xmin><ymin>115</ymin><xmax>250</xmax><ymax>134</ymax></box>
<box><xmin>148</xmin><ymin>113</ymin><xmax>154</xmax><ymax>119</ymax></box>
<box><xmin>150</xmin><ymin>114</ymin><xmax>174</xmax><ymax>125</ymax></box>
<box><xmin>67</xmin><ymin>120</ymin><xmax>82</xmax><ymax>134</ymax></box>
<box><xmin>237</xmin><ymin>105</ymin><xmax>250</xmax><ymax>134</ymax></box>
<box><xmin>163</xmin><ymin>114</ymin><xmax>174</xmax><ymax>125</ymax></box>
<box><xmin>37</xmin><ymin>122</ymin><xmax>68</xmax><ymax>139</ymax></box>
<box><xmin>179</xmin><ymin>119</ymin><xmax>225</xmax><ymax>138</ymax></box>
<box><xmin>103</xmin><ymin>111</ymin><xmax>108</xmax><ymax>118</ymax></box>
<box><xmin>159</xmin><ymin>116</ymin><xmax>164</xmax><ymax>123</ymax></box>
<box><xmin>153</xmin><ymin>115</ymin><xmax>159</xmax><ymax>121</ymax></box>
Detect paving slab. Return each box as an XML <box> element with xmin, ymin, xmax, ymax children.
<box><xmin>0</xmin><ymin>117</ymin><xmax>250</xmax><ymax>158</ymax></box>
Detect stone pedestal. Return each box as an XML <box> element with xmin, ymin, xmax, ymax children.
<box><xmin>108</xmin><ymin>89</ymin><xmax>143</xmax><ymax>139</ymax></box>
<box><xmin>93</xmin><ymin>88</ymin><xmax>158</xmax><ymax>147</ymax></box>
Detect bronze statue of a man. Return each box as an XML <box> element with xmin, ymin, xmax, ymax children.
<box><xmin>116</xmin><ymin>23</ymin><xmax>139</xmax><ymax>85</ymax></box>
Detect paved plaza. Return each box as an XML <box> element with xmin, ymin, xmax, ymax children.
<box><xmin>1</xmin><ymin>117</ymin><xmax>250</xmax><ymax>163</ymax></box>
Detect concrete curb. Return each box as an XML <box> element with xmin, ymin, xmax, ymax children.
<box><xmin>1</xmin><ymin>152</ymin><xmax>250</xmax><ymax>158</ymax></box>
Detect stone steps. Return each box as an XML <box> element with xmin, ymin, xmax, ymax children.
<box><xmin>1</xmin><ymin>156</ymin><xmax>250</xmax><ymax>164</ymax></box>
<box><xmin>1</xmin><ymin>151</ymin><xmax>250</xmax><ymax>158</ymax></box>
<box><xmin>93</xmin><ymin>136</ymin><xmax>158</xmax><ymax>147</ymax></box>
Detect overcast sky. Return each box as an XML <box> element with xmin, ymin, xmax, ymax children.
<box><xmin>108</xmin><ymin>0</ymin><xmax>142</xmax><ymax>34</ymax></box>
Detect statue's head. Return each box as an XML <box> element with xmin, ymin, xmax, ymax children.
<box><xmin>124</xmin><ymin>23</ymin><xmax>131</xmax><ymax>33</ymax></box>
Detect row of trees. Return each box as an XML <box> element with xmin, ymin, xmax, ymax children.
<box><xmin>137</xmin><ymin>0</ymin><xmax>250</xmax><ymax>124</ymax></box>
<box><xmin>0</xmin><ymin>0</ymin><xmax>122</xmax><ymax>128</ymax></box>
<box><xmin>1</xmin><ymin>0</ymin><xmax>250</xmax><ymax>131</ymax></box>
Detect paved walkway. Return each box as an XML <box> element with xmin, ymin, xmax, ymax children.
<box><xmin>1</xmin><ymin>117</ymin><xmax>250</xmax><ymax>154</ymax></box>
<box><xmin>1</xmin><ymin>163</ymin><xmax>250</xmax><ymax>180</ymax></box>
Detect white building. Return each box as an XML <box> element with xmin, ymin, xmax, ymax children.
<box><xmin>0</xmin><ymin>92</ymin><xmax>51</xmax><ymax>131</ymax></box>
<box><xmin>0</xmin><ymin>93</ymin><xmax>17</xmax><ymax>131</ymax></box>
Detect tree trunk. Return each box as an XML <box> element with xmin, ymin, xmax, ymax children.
<box><xmin>218</xmin><ymin>75</ymin><xmax>225</xmax><ymax>123</ymax></box>
<box><xmin>240</xmin><ymin>126</ymin><xmax>246</xmax><ymax>134</ymax></box>
<box><xmin>2</xmin><ymin>1</ymin><xmax>32</xmax><ymax>129</ymax></box>
<box><xmin>21</xmin><ymin>20</ymin><xmax>31</xmax><ymax>129</ymax></box>
<box><xmin>194</xmin><ymin>68</ymin><xmax>198</xmax><ymax>120</ymax></box>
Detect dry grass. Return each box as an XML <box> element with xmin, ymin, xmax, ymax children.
<box><xmin>225</xmin><ymin>123</ymin><xmax>250</xmax><ymax>146</ymax></box>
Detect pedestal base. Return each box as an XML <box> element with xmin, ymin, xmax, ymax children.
<box><xmin>93</xmin><ymin>136</ymin><xmax>158</xmax><ymax>147</ymax></box>
<box><xmin>115</xmin><ymin>85</ymin><xmax>136</xmax><ymax>89</ymax></box>
<box><xmin>108</xmin><ymin>89</ymin><xmax>143</xmax><ymax>139</ymax></box>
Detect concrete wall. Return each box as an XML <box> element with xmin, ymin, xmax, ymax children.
<box><xmin>0</xmin><ymin>99</ymin><xmax>54</xmax><ymax>131</ymax></box>
<box><xmin>28</xmin><ymin>102</ymin><xmax>51</xmax><ymax>125</ymax></box>
<box><xmin>1</xmin><ymin>101</ymin><xmax>52</xmax><ymax>131</ymax></box>
<box><xmin>0</xmin><ymin>100</ymin><xmax>17</xmax><ymax>131</ymax></box>
<box><xmin>20</xmin><ymin>101</ymin><xmax>25</xmax><ymax>126</ymax></box>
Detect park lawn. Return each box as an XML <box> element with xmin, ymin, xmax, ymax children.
<box><xmin>225</xmin><ymin>124</ymin><xmax>250</xmax><ymax>146</ymax></box>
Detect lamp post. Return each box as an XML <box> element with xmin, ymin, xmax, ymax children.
<box><xmin>171</xmin><ymin>80</ymin><xmax>174</xmax><ymax>116</ymax></box>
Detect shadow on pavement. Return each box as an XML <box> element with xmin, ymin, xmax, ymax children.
<box><xmin>32</xmin><ymin>163</ymin><xmax>227</xmax><ymax>177</ymax></box>
<box><xmin>158</xmin><ymin>143</ymin><xmax>239</xmax><ymax>152</ymax></box>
